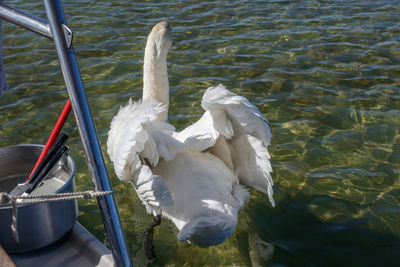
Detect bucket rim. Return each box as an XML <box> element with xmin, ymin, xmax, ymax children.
<box><xmin>0</xmin><ymin>143</ymin><xmax>76</xmax><ymax>210</ymax></box>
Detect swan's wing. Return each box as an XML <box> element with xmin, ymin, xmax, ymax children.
<box><xmin>230</xmin><ymin>134</ymin><xmax>274</xmax><ymax>206</ymax></box>
<box><xmin>107</xmin><ymin>99</ymin><xmax>184</xmax><ymax>213</ymax></box>
<box><xmin>173</xmin><ymin>110</ymin><xmax>221</xmax><ymax>152</ymax></box>
<box><xmin>201</xmin><ymin>84</ymin><xmax>271</xmax><ymax>146</ymax></box>
<box><xmin>177</xmin><ymin>84</ymin><xmax>274</xmax><ymax>206</ymax></box>
<box><xmin>202</xmin><ymin>84</ymin><xmax>274</xmax><ymax>206</ymax></box>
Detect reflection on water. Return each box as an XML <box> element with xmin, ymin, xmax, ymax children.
<box><xmin>1</xmin><ymin>0</ymin><xmax>399</xmax><ymax>265</ymax></box>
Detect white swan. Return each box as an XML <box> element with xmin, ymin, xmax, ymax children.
<box><xmin>107</xmin><ymin>22</ymin><xmax>274</xmax><ymax>248</ymax></box>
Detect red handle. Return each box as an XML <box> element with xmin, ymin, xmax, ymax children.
<box><xmin>25</xmin><ymin>100</ymin><xmax>72</xmax><ymax>182</ymax></box>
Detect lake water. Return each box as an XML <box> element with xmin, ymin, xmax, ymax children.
<box><xmin>1</xmin><ymin>0</ymin><xmax>399</xmax><ymax>266</ymax></box>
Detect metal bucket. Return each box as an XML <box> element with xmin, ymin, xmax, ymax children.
<box><xmin>0</xmin><ymin>144</ymin><xmax>78</xmax><ymax>253</ymax></box>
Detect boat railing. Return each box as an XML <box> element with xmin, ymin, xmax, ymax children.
<box><xmin>0</xmin><ymin>1</ymin><xmax>132</xmax><ymax>266</ymax></box>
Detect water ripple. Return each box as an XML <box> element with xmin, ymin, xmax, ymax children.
<box><xmin>1</xmin><ymin>0</ymin><xmax>400</xmax><ymax>265</ymax></box>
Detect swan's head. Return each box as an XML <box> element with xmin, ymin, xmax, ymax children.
<box><xmin>146</xmin><ymin>21</ymin><xmax>172</xmax><ymax>59</ymax></box>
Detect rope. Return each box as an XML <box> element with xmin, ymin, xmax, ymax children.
<box><xmin>0</xmin><ymin>190</ymin><xmax>114</xmax><ymax>207</ymax></box>
<box><xmin>0</xmin><ymin>190</ymin><xmax>114</xmax><ymax>242</ymax></box>
<box><xmin>11</xmin><ymin>198</ymin><xmax>19</xmax><ymax>243</ymax></box>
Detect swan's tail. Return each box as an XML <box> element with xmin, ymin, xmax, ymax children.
<box><xmin>177</xmin><ymin>215</ymin><xmax>237</xmax><ymax>247</ymax></box>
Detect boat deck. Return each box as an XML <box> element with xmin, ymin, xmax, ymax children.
<box><xmin>9</xmin><ymin>223</ymin><xmax>114</xmax><ymax>267</ymax></box>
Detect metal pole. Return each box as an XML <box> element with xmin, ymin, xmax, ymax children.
<box><xmin>42</xmin><ymin>0</ymin><xmax>132</xmax><ymax>266</ymax></box>
<box><xmin>0</xmin><ymin>3</ymin><xmax>51</xmax><ymax>39</ymax></box>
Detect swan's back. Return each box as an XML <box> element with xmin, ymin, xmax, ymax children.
<box><xmin>153</xmin><ymin>149</ymin><xmax>250</xmax><ymax>246</ymax></box>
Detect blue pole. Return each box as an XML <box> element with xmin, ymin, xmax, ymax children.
<box><xmin>42</xmin><ymin>0</ymin><xmax>132</xmax><ymax>266</ymax></box>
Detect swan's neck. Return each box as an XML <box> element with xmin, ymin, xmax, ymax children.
<box><xmin>143</xmin><ymin>42</ymin><xmax>169</xmax><ymax>121</ymax></box>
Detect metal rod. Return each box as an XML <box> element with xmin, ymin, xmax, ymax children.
<box><xmin>42</xmin><ymin>0</ymin><xmax>132</xmax><ymax>266</ymax></box>
<box><xmin>0</xmin><ymin>3</ymin><xmax>52</xmax><ymax>39</ymax></box>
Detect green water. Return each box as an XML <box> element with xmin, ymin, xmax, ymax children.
<box><xmin>1</xmin><ymin>0</ymin><xmax>400</xmax><ymax>266</ymax></box>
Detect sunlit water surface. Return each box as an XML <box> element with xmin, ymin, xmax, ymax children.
<box><xmin>1</xmin><ymin>0</ymin><xmax>399</xmax><ymax>266</ymax></box>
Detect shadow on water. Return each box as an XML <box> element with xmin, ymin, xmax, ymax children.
<box><xmin>241</xmin><ymin>191</ymin><xmax>400</xmax><ymax>267</ymax></box>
